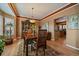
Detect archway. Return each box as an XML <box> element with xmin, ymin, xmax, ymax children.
<box><xmin>54</xmin><ymin>17</ymin><xmax>67</xmax><ymax>44</ymax></box>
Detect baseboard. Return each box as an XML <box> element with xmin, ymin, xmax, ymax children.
<box><xmin>66</xmin><ymin>44</ymin><xmax>79</xmax><ymax>51</ymax></box>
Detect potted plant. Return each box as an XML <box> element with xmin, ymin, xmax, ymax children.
<box><xmin>0</xmin><ymin>37</ymin><xmax>5</xmax><ymax>56</ymax></box>
<box><xmin>5</xmin><ymin>22</ymin><xmax>13</xmax><ymax>45</ymax></box>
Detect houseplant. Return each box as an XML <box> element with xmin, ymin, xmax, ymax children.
<box><xmin>0</xmin><ymin>37</ymin><xmax>5</xmax><ymax>55</ymax></box>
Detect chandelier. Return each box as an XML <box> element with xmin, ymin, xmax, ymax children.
<box><xmin>30</xmin><ymin>8</ymin><xmax>36</xmax><ymax>23</ymax></box>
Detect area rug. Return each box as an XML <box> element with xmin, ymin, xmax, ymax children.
<box><xmin>16</xmin><ymin>40</ymin><xmax>64</xmax><ymax>56</ymax></box>
<box><xmin>16</xmin><ymin>39</ymin><xmax>65</xmax><ymax>56</ymax></box>
<box><xmin>26</xmin><ymin>46</ymin><xmax>64</xmax><ymax>56</ymax></box>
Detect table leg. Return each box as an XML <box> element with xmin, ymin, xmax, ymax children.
<box><xmin>26</xmin><ymin>40</ymin><xmax>28</xmax><ymax>56</ymax></box>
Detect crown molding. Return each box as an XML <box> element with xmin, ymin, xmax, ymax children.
<box><xmin>17</xmin><ymin>16</ymin><xmax>40</xmax><ymax>21</ymax></box>
<box><xmin>8</xmin><ymin>3</ymin><xmax>19</xmax><ymax>16</ymax></box>
<box><xmin>41</xmin><ymin>3</ymin><xmax>77</xmax><ymax>20</ymax></box>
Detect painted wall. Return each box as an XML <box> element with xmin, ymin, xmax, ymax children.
<box><xmin>40</xmin><ymin>4</ymin><xmax>79</xmax><ymax>49</ymax></box>
<box><xmin>40</xmin><ymin>17</ymin><xmax>55</xmax><ymax>40</ymax></box>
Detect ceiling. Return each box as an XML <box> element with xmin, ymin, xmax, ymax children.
<box><xmin>0</xmin><ymin>3</ymin><xmax>15</xmax><ymax>16</ymax></box>
<box><xmin>15</xmin><ymin>3</ymin><xmax>69</xmax><ymax>20</ymax></box>
<box><xmin>0</xmin><ymin>3</ymin><xmax>69</xmax><ymax>20</ymax></box>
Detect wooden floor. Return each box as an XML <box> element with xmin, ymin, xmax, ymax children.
<box><xmin>1</xmin><ymin>38</ymin><xmax>79</xmax><ymax>56</ymax></box>
<box><xmin>1</xmin><ymin>40</ymin><xmax>20</xmax><ymax>56</ymax></box>
<box><xmin>47</xmin><ymin>38</ymin><xmax>79</xmax><ymax>56</ymax></box>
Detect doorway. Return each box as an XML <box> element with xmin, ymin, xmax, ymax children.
<box><xmin>54</xmin><ymin>17</ymin><xmax>66</xmax><ymax>44</ymax></box>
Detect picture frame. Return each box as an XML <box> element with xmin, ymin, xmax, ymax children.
<box><xmin>67</xmin><ymin>15</ymin><xmax>79</xmax><ymax>29</ymax></box>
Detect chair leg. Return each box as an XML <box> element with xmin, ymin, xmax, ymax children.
<box><xmin>31</xmin><ymin>44</ymin><xmax>32</xmax><ymax>51</ymax></box>
<box><xmin>23</xmin><ymin>45</ymin><xmax>25</xmax><ymax>53</ymax></box>
<box><xmin>36</xmin><ymin>49</ymin><xmax>38</xmax><ymax>56</ymax></box>
<box><xmin>43</xmin><ymin>48</ymin><xmax>45</xmax><ymax>56</ymax></box>
<box><xmin>23</xmin><ymin>42</ymin><xmax>26</xmax><ymax>55</ymax></box>
<box><xmin>26</xmin><ymin>40</ymin><xmax>28</xmax><ymax>56</ymax></box>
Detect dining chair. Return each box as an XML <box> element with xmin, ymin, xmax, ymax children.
<box><xmin>35</xmin><ymin>30</ymin><xmax>47</xmax><ymax>56</ymax></box>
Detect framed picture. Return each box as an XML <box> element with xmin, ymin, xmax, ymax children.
<box><xmin>67</xmin><ymin>15</ymin><xmax>79</xmax><ymax>29</ymax></box>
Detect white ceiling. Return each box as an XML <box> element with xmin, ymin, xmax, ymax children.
<box><xmin>0</xmin><ymin>3</ymin><xmax>69</xmax><ymax>20</ymax></box>
<box><xmin>0</xmin><ymin>3</ymin><xmax>15</xmax><ymax>16</ymax></box>
<box><xmin>15</xmin><ymin>3</ymin><xmax>69</xmax><ymax>20</ymax></box>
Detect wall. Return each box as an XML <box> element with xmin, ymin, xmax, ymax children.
<box><xmin>40</xmin><ymin>4</ymin><xmax>79</xmax><ymax>49</ymax></box>
<box><xmin>66</xmin><ymin>14</ymin><xmax>79</xmax><ymax>49</ymax></box>
<box><xmin>40</xmin><ymin>17</ymin><xmax>55</xmax><ymax>40</ymax></box>
<box><xmin>0</xmin><ymin>9</ymin><xmax>16</xmax><ymax>39</ymax></box>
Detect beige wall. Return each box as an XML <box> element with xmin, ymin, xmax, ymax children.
<box><xmin>40</xmin><ymin>4</ymin><xmax>79</xmax><ymax>49</ymax></box>
<box><xmin>76</xmin><ymin>30</ymin><xmax>79</xmax><ymax>48</ymax></box>
<box><xmin>66</xmin><ymin>29</ymin><xmax>78</xmax><ymax>47</ymax></box>
<box><xmin>40</xmin><ymin>18</ymin><xmax>55</xmax><ymax>40</ymax></box>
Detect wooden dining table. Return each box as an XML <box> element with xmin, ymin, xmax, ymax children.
<box><xmin>24</xmin><ymin>35</ymin><xmax>37</xmax><ymax>56</ymax></box>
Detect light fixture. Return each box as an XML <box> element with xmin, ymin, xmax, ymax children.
<box><xmin>30</xmin><ymin>20</ymin><xmax>36</xmax><ymax>23</ymax></box>
<box><xmin>30</xmin><ymin>8</ymin><xmax>36</xmax><ymax>23</ymax></box>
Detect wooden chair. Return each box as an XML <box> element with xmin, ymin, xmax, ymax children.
<box><xmin>23</xmin><ymin>32</ymin><xmax>27</xmax><ymax>53</ymax></box>
<box><xmin>36</xmin><ymin>30</ymin><xmax>47</xmax><ymax>55</ymax></box>
<box><xmin>47</xmin><ymin>32</ymin><xmax>51</xmax><ymax>40</ymax></box>
<box><xmin>23</xmin><ymin>32</ymin><xmax>37</xmax><ymax>56</ymax></box>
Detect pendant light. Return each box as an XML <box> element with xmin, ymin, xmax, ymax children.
<box><xmin>30</xmin><ymin>8</ymin><xmax>36</xmax><ymax>23</ymax></box>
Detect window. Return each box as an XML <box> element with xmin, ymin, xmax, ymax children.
<box><xmin>0</xmin><ymin>15</ymin><xmax>3</xmax><ymax>35</ymax></box>
<box><xmin>59</xmin><ymin>25</ymin><xmax>62</xmax><ymax>30</ymax></box>
<box><xmin>41</xmin><ymin>22</ymin><xmax>49</xmax><ymax>31</ymax></box>
<box><xmin>63</xmin><ymin>25</ymin><xmax>66</xmax><ymax>29</ymax></box>
<box><xmin>5</xmin><ymin>17</ymin><xmax>14</xmax><ymax>36</ymax></box>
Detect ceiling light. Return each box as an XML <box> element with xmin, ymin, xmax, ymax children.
<box><xmin>30</xmin><ymin>20</ymin><xmax>36</xmax><ymax>23</ymax></box>
<box><xmin>30</xmin><ymin>8</ymin><xmax>36</xmax><ymax>23</ymax></box>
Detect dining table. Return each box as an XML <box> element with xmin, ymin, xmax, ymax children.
<box><xmin>24</xmin><ymin>35</ymin><xmax>37</xmax><ymax>56</ymax></box>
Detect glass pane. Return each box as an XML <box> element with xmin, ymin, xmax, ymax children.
<box><xmin>59</xmin><ymin>25</ymin><xmax>62</xmax><ymax>30</ymax></box>
<box><xmin>0</xmin><ymin>15</ymin><xmax>3</xmax><ymax>36</ymax></box>
<box><xmin>5</xmin><ymin>17</ymin><xmax>14</xmax><ymax>37</ymax></box>
<box><xmin>63</xmin><ymin>25</ymin><xmax>66</xmax><ymax>29</ymax></box>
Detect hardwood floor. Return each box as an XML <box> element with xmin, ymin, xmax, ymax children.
<box><xmin>1</xmin><ymin>40</ymin><xmax>21</xmax><ymax>56</ymax></box>
<box><xmin>1</xmin><ymin>38</ymin><xmax>79</xmax><ymax>56</ymax></box>
<box><xmin>47</xmin><ymin>39</ymin><xmax>79</xmax><ymax>56</ymax></box>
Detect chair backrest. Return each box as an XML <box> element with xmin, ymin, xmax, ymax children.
<box><xmin>47</xmin><ymin>32</ymin><xmax>51</xmax><ymax>40</ymax></box>
<box><xmin>37</xmin><ymin>29</ymin><xmax>47</xmax><ymax>48</ymax></box>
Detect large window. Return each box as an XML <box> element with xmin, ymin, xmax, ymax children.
<box><xmin>41</xmin><ymin>22</ymin><xmax>49</xmax><ymax>31</ymax></box>
<box><xmin>0</xmin><ymin>15</ymin><xmax>3</xmax><ymax>35</ymax></box>
<box><xmin>5</xmin><ymin>17</ymin><xmax>14</xmax><ymax>36</ymax></box>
